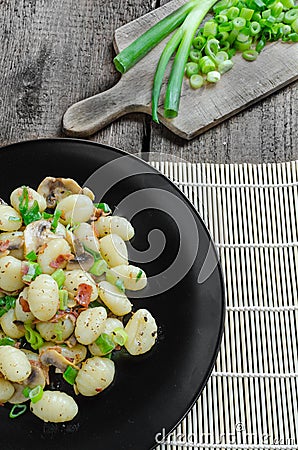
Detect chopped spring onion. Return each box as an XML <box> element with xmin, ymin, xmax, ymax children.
<box><xmin>95</xmin><ymin>333</ymin><xmax>115</xmax><ymax>355</ymax></box>
<box><xmin>0</xmin><ymin>336</ymin><xmax>16</xmax><ymax>346</ymax></box>
<box><xmin>189</xmin><ymin>49</ymin><xmax>202</xmax><ymax>62</ymax></box>
<box><xmin>24</xmin><ymin>323</ymin><xmax>44</xmax><ymax>350</ymax></box>
<box><xmin>0</xmin><ymin>295</ymin><xmax>16</xmax><ymax>318</ymax></box>
<box><xmin>22</xmin><ymin>261</ymin><xmax>42</xmax><ymax>283</ymax></box>
<box><xmin>94</xmin><ymin>202</ymin><xmax>112</xmax><ymax>214</ymax></box>
<box><xmin>19</xmin><ymin>187</ymin><xmax>42</xmax><ymax>225</ymax></box>
<box><xmin>51</xmin><ymin>269</ymin><xmax>66</xmax><ymax>289</ymax></box>
<box><xmin>218</xmin><ymin>59</ymin><xmax>234</xmax><ymax>73</ymax></box>
<box><xmin>185</xmin><ymin>61</ymin><xmax>200</xmax><ymax>77</ymax></box>
<box><xmin>42</xmin><ymin>211</ymin><xmax>53</xmax><ymax>219</ymax></box>
<box><xmin>59</xmin><ymin>289</ymin><xmax>69</xmax><ymax>310</ymax></box>
<box><xmin>89</xmin><ymin>259</ymin><xmax>108</xmax><ymax>276</ymax></box>
<box><xmin>23</xmin><ymin>385</ymin><xmax>44</xmax><ymax>403</ymax></box>
<box><xmin>242</xmin><ymin>49</ymin><xmax>258</xmax><ymax>60</ymax></box>
<box><xmin>83</xmin><ymin>244</ymin><xmax>102</xmax><ymax>262</ymax></box>
<box><xmin>63</xmin><ymin>366</ymin><xmax>79</xmax><ymax>385</ymax></box>
<box><xmin>136</xmin><ymin>269</ymin><xmax>143</xmax><ymax>282</ymax></box>
<box><xmin>25</xmin><ymin>250</ymin><xmax>37</xmax><ymax>262</ymax></box>
<box><xmin>105</xmin><ymin>269</ymin><xmax>117</xmax><ymax>285</ymax></box>
<box><xmin>9</xmin><ymin>404</ymin><xmax>27</xmax><ymax>419</ymax></box>
<box><xmin>206</xmin><ymin>70</ymin><xmax>221</xmax><ymax>82</ymax></box>
<box><xmin>190</xmin><ymin>74</ymin><xmax>204</xmax><ymax>89</ymax></box>
<box><xmin>112</xmin><ymin>327</ymin><xmax>128</xmax><ymax>346</ymax></box>
<box><xmin>51</xmin><ymin>209</ymin><xmax>62</xmax><ymax>232</ymax></box>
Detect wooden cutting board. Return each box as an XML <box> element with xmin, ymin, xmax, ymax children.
<box><xmin>62</xmin><ymin>0</ymin><xmax>298</xmax><ymax>140</ymax></box>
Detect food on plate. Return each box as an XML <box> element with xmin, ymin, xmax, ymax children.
<box><xmin>0</xmin><ymin>177</ymin><xmax>157</xmax><ymax>422</ymax></box>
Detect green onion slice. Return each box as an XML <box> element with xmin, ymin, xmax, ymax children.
<box><xmin>51</xmin><ymin>209</ymin><xmax>62</xmax><ymax>232</ymax></box>
<box><xmin>94</xmin><ymin>202</ymin><xmax>112</xmax><ymax>214</ymax></box>
<box><xmin>29</xmin><ymin>385</ymin><xmax>44</xmax><ymax>403</ymax></box>
<box><xmin>9</xmin><ymin>404</ymin><xmax>27</xmax><ymax>419</ymax></box>
<box><xmin>51</xmin><ymin>269</ymin><xmax>66</xmax><ymax>289</ymax></box>
<box><xmin>59</xmin><ymin>290</ymin><xmax>69</xmax><ymax>310</ymax></box>
<box><xmin>0</xmin><ymin>337</ymin><xmax>16</xmax><ymax>346</ymax></box>
<box><xmin>25</xmin><ymin>250</ymin><xmax>38</xmax><ymax>262</ymax></box>
<box><xmin>89</xmin><ymin>259</ymin><xmax>108</xmax><ymax>277</ymax></box>
<box><xmin>95</xmin><ymin>333</ymin><xmax>115</xmax><ymax>355</ymax></box>
<box><xmin>63</xmin><ymin>366</ymin><xmax>79</xmax><ymax>385</ymax></box>
<box><xmin>112</xmin><ymin>327</ymin><xmax>128</xmax><ymax>346</ymax></box>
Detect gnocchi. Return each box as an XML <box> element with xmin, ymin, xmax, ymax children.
<box><xmin>98</xmin><ymin>281</ymin><xmax>132</xmax><ymax>316</ymax></box>
<box><xmin>0</xmin><ymin>346</ymin><xmax>31</xmax><ymax>382</ymax></box>
<box><xmin>99</xmin><ymin>233</ymin><xmax>128</xmax><ymax>267</ymax></box>
<box><xmin>30</xmin><ymin>391</ymin><xmax>78</xmax><ymax>422</ymax></box>
<box><xmin>94</xmin><ymin>215</ymin><xmax>135</xmax><ymax>241</ymax></box>
<box><xmin>27</xmin><ymin>274</ymin><xmax>59</xmax><ymax>321</ymax></box>
<box><xmin>0</xmin><ymin>255</ymin><xmax>24</xmax><ymax>292</ymax></box>
<box><xmin>75</xmin><ymin>356</ymin><xmax>115</xmax><ymax>396</ymax></box>
<box><xmin>0</xmin><ymin>205</ymin><xmax>22</xmax><ymax>232</ymax></box>
<box><xmin>0</xmin><ymin>177</ymin><xmax>156</xmax><ymax>424</ymax></box>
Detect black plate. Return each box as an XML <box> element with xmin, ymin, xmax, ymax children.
<box><xmin>0</xmin><ymin>139</ymin><xmax>225</xmax><ymax>450</ymax></box>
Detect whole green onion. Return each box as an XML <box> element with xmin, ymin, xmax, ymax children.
<box><xmin>114</xmin><ymin>0</ymin><xmax>199</xmax><ymax>74</ymax></box>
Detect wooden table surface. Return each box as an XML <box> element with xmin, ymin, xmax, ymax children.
<box><xmin>0</xmin><ymin>0</ymin><xmax>297</xmax><ymax>164</ymax></box>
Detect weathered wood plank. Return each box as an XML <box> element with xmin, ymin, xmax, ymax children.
<box><xmin>0</xmin><ymin>0</ymin><xmax>156</xmax><ymax>155</ymax></box>
<box><xmin>0</xmin><ymin>0</ymin><xmax>296</xmax><ymax>164</ymax></box>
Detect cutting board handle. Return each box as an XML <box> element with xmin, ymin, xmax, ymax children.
<box><xmin>62</xmin><ymin>77</ymin><xmax>138</xmax><ymax>137</ymax></box>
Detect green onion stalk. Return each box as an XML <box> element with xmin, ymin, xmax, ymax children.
<box><xmin>113</xmin><ymin>0</ymin><xmax>200</xmax><ymax>74</ymax></box>
<box><xmin>113</xmin><ymin>0</ymin><xmax>220</xmax><ymax>122</ymax></box>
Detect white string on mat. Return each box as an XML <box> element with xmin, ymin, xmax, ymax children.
<box><xmin>160</xmin><ymin>443</ymin><xmax>297</xmax><ymax>449</ymax></box>
<box><xmin>226</xmin><ymin>305</ymin><xmax>298</xmax><ymax>312</ymax></box>
<box><xmin>172</xmin><ymin>180</ymin><xmax>298</xmax><ymax>188</ymax></box>
<box><xmin>211</xmin><ymin>371</ymin><xmax>298</xmax><ymax>379</ymax></box>
<box><xmin>214</xmin><ymin>241</ymin><xmax>298</xmax><ymax>248</ymax></box>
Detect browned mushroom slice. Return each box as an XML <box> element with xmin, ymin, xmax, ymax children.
<box><xmin>39</xmin><ymin>348</ymin><xmax>78</xmax><ymax>372</ymax></box>
<box><xmin>9</xmin><ymin>365</ymin><xmax>46</xmax><ymax>404</ymax></box>
<box><xmin>66</xmin><ymin>237</ymin><xmax>94</xmax><ymax>271</ymax></box>
<box><xmin>37</xmin><ymin>177</ymin><xmax>95</xmax><ymax>209</ymax></box>
<box><xmin>23</xmin><ymin>219</ymin><xmax>63</xmax><ymax>255</ymax></box>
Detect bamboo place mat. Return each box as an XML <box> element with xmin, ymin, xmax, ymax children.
<box><xmin>150</xmin><ymin>160</ymin><xmax>298</xmax><ymax>450</ymax></box>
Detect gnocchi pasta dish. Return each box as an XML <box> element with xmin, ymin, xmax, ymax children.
<box><xmin>0</xmin><ymin>177</ymin><xmax>157</xmax><ymax>422</ymax></box>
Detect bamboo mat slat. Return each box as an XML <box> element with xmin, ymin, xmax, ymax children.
<box><xmin>151</xmin><ymin>161</ymin><xmax>298</xmax><ymax>450</ymax></box>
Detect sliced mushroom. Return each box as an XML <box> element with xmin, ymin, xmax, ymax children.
<box><xmin>23</xmin><ymin>219</ymin><xmax>63</xmax><ymax>255</ymax></box>
<box><xmin>9</xmin><ymin>365</ymin><xmax>46</xmax><ymax>404</ymax></box>
<box><xmin>39</xmin><ymin>348</ymin><xmax>78</xmax><ymax>372</ymax></box>
<box><xmin>0</xmin><ymin>198</ymin><xmax>8</xmax><ymax>206</ymax></box>
<box><xmin>37</xmin><ymin>177</ymin><xmax>95</xmax><ymax>209</ymax></box>
<box><xmin>66</xmin><ymin>237</ymin><xmax>94</xmax><ymax>271</ymax></box>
